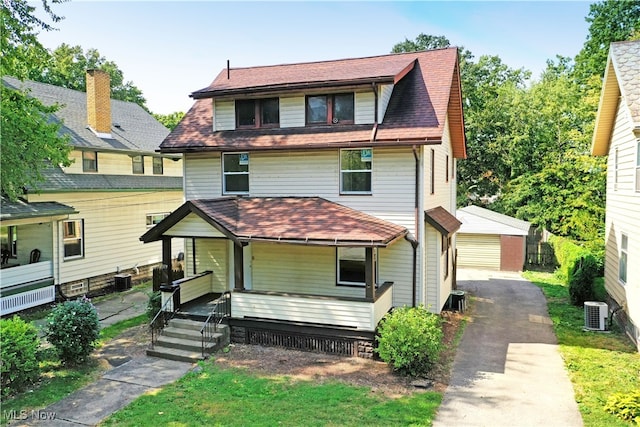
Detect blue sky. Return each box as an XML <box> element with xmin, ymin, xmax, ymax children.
<box><xmin>35</xmin><ymin>1</ymin><xmax>593</xmax><ymax>114</ymax></box>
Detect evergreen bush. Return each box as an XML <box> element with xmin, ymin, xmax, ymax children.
<box><xmin>568</xmin><ymin>255</ymin><xmax>598</xmax><ymax>306</ymax></box>
<box><xmin>375</xmin><ymin>305</ymin><xmax>443</xmax><ymax>377</ymax></box>
<box><xmin>147</xmin><ymin>290</ymin><xmax>162</xmax><ymax>319</ymax></box>
<box><xmin>0</xmin><ymin>317</ymin><xmax>40</xmax><ymax>397</ymax></box>
<box><xmin>45</xmin><ymin>297</ymin><xmax>100</xmax><ymax>365</ymax></box>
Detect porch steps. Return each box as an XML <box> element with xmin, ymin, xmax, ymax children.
<box><xmin>147</xmin><ymin>318</ymin><xmax>230</xmax><ymax>363</ymax></box>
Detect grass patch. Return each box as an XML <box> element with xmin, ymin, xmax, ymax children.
<box><xmin>98</xmin><ymin>314</ymin><xmax>148</xmax><ymax>344</ymax></box>
<box><xmin>523</xmin><ymin>271</ymin><xmax>640</xmax><ymax>427</ymax></box>
<box><xmin>102</xmin><ymin>362</ymin><xmax>442</xmax><ymax>427</ymax></box>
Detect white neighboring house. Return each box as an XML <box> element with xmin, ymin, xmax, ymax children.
<box><xmin>456</xmin><ymin>205</ymin><xmax>530</xmax><ymax>272</ymax></box>
<box><xmin>1</xmin><ymin>71</ymin><xmax>184</xmax><ymax>316</ymax></box>
<box><xmin>141</xmin><ymin>49</ymin><xmax>467</xmax><ymax>357</ymax></box>
<box><xmin>591</xmin><ymin>40</ymin><xmax>640</xmax><ymax>351</ymax></box>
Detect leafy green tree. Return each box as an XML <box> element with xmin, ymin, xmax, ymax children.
<box><xmin>38</xmin><ymin>43</ymin><xmax>147</xmax><ymax>109</ymax></box>
<box><xmin>391</xmin><ymin>33</ymin><xmax>451</xmax><ymax>52</ymax></box>
<box><xmin>153</xmin><ymin>111</ymin><xmax>185</xmax><ymax>131</ymax></box>
<box><xmin>1</xmin><ymin>0</ymin><xmax>71</xmax><ymax>201</ymax></box>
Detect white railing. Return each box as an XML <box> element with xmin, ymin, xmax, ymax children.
<box><xmin>0</xmin><ymin>261</ymin><xmax>53</xmax><ymax>289</ymax></box>
<box><xmin>232</xmin><ymin>286</ymin><xmax>393</xmax><ymax>331</ymax></box>
<box><xmin>1</xmin><ymin>285</ymin><xmax>55</xmax><ymax>316</ymax></box>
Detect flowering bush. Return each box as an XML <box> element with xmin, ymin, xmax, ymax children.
<box><xmin>0</xmin><ymin>317</ymin><xmax>40</xmax><ymax>396</ymax></box>
<box><xmin>45</xmin><ymin>297</ymin><xmax>100</xmax><ymax>365</ymax></box>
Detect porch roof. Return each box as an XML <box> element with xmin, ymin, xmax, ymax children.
<box><xmin>425</xmin><ymin>206</ymin><xmax>461</xmax><ymax>237</ymax></box>
<box><xmin>0</xmin><ymin>196</ymin><xmax>77</xmax><ymax>223</ymax></box>
<box><xmin>140</xmin><ymin>196</ymin><xmax>408</xmax><ymax>247</ymax></box>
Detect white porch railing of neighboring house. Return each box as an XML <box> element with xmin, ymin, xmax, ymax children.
<box><xmin>232</xmin><ymin>285</ymin><xmax>394</xmax><ymax>331</ymax></box>
<box><xmin>0</xmin><ymin>261</ymin><xmax>55</xmax><ymax>316</ymax></box>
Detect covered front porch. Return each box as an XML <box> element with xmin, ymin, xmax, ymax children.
<box><xmin>141</xmin><ymin>197</ymin><xmax>412</xmax><ymax>339</ymax></box>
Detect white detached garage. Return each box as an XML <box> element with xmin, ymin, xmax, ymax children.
<box><xmin>456</xmin><ymin>206</ymin><xmax>531</xmax><ymax>271</ymax></box>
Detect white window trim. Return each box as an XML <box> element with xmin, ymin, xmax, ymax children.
<box><xmin>619</xmin><ymin>233</ymin><xmax>628</xmax><ymax>286</ymax></box>
<box><xmin>222</xmin><ymin>152</ymin><xmax>250</xmax><ymax>195</ymax></box>
<box><xmin>62</xmin><ymin>219</ymin><xmax>84</xmax><ymax>261</ymax></box>
<box><xmin>336</xmin><ymin>247</ymin><xmax>378</xmax><ymax>287</ymax></box>
<box><xmin>146</xmin><ymin>213</ymin><xmax>169</xmax><ymax>228</ymax></box>
<box><xmin>339</xmin><ymin>148</ymin><xmax>372</xmax><ymax>195</ymax></box>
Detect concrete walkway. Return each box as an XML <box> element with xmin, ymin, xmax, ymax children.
<box><xmin>11</xmin><ymin>288</ymin><xmax>194</xmax><ymax>427</ymax></box>
<box><xmin>433</xmin><ymin>270</ymin><xmax>583</xmax><ymax>427</ymax></box>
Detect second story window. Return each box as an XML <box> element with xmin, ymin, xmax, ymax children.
<box><xmin>83</xmin><ymin>151</ymin><xmax>97</xmax><ymax>172</ymax></box>
<box><xmin>236</xmin><ymin>98</ymin><xmax>279</xmax><ymax>128</ymax></box>
<box><xmin>306</xmin><ymin>93</ymin><xmax>354</xmax><ymax>125</ymax></box>
<box><xmin>340</xmin><ymin>148</ymin><xmax>372</xmax><ymax>194</ymax></box>
<box><xmin>223</xmin><ymin>152</ymin><xmax>249</xmax><ymax>194</ymax></box>
<box><xmin>153</xmin><ymin>157</ymin><xmax>163</xmax><ymax>175</ymax></box>
<box><xmin>132</xmin><ymin>155</ymin><xmax>144</xmax><ymax>174</ymax></box>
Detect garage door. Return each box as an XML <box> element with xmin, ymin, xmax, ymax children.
<box><xmin>457</xmin><ymin>234</ymin><xmax>501</xmax><ymax>270</ymax></box>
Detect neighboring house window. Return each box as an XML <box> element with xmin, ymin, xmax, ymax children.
<box><xmin>430</xmin><ymin>149</ymin><xmax>435</xmax><ymax>195</ymax></box>
<box><xmin>615</xmin><ymin>147</ymin><xmax>619</xmax><ymax>189</ymax></box>
<box><xmin>636</xmin><ymin>139</ymin><xmax>640</xmax><ymax>192</ymax></box>
<box><xmin>306</xmin><ymin>93</ymin><xmax>354</xmax><ymax>125</ymax></box>
<box><xmin>619</xmin><ymin>233</ymin><xmax>628</xmax><ymax>284</ymax></box>
<box><xmin>236</xmin><ymin>98</ymin><xmax>279</xmax><ymax>128</ymax></box>
<box><xmin>340</xmin><ymin>148</ymin><xmax>372</xmax><ymax>194</ymax></box>
<box><xmin>337</xmin><ymin>247</ymin><xmax>377</xmax><ymax>286</ymax></box>
<box><xmin>223</xmin><ymin>152</ymin><xmax>249</xmax><ymax>194</ymax></box>
<box><xmin>153</xmin><ymin>157</ymin><xmax>163</xmax><ymax>175</ymax></box>
<box><xmin>146</xmin><ymin>213</ymin><xmax>169</xmax><ymax>228</ymax></box>
<box><xmin>0</xmin><ymin>226</ymin><xmax>17</xmax><ymax>258</ymax></box>
<box><xmin>83</xmin><ymin>151</ymin><xmax>98</xmax><ymax>172</ymax></box>
<box><xmin>446</xmin><ymin>155</ymin><xmax>450</xmax><ymax>183</ymax></box>
<box><xmin>442</xmin><ymin>235</ymin><xmax>451</xmax><ymax>279</ymax></box>
<box><xmin>63</xmin><ymin>219</ymin><xmax>84</xmax><ymax>259</ymax></box>
<box><xmin>132</xmin><ymin>155</ymin><xmax>144</xmax><ymax>174</ymax></box>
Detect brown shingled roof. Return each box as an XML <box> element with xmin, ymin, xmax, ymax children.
<box><xmin>161</xmin><ymin>48</ymin><xmax>466</xmax><ymax>158</ymax></box>
<box><xmin>425</xmin><ymin>206</ymin><xmax>461</xmax><ymax>236</ymax></box>
<box><xmin>141</xmin><ymin>196</ymin><xmax>408</xmax><ymax>247</ymax></box>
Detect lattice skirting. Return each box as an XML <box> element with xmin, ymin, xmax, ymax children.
<box><xmin>1</xmin><ymin>285</ymin><xmax>55</xmax><ymax>316</ymax></box>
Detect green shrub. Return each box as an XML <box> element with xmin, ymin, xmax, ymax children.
<box><xmin>375</xmin><ymin>305</ymin><xmax>443</xmax><ymax>377</ymax></box>
<box><xmin>568</xmin><ymin>255</ymin><xmax>598</xmax><ymax>306</ymax></box>
<box><xmin>605</xmin><ymin>389</ymin><xmax>640</xmax><ymax>424</ymax></box>
<box><xmin>0</xmin><ymin>316</ymin><xmax>40</xmax><ymax>396</ymax></box>
<box><xmin>45</xmin><ymin>297</ymin><xmax>100</xmax><ymax>365</ymax></box>
<box><xmin>147</xmin><ymin>291</ymin><xmax>162</xmax><ymax>319</ymax></box>
<box><xmin>549</xmin><ymin>235</ymin><xmax>592</xmax><ymax>283</ymax></box>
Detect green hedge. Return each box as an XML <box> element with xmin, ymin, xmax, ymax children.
<box><xmin>0</xmin><ymin>317</ymin><xmax>40</xmax><ymax>396</ymax></box>
<box><xmin>549</xmin><ymin>235</ymin><xmax>592</xmax><ymax>282</ymax></box>
<box><xmin>549</xmin><ymin>235</ymin><xmax>601</xmax><ymax>306</ymax></box>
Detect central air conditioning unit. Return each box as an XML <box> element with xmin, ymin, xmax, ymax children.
<box><xmin>584</xmin><ymin>301</ymin><xmax>608</xmax><ymax>331</ymax></box>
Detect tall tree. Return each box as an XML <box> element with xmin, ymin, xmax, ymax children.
<box><xmin>153</xmin><ymin>111</ymin><xmax>185</xmax><ymax>131</ymax></box>
<box><xmin>1</xmin><ymin>0</ymin><xmax>71</xmax><ymax>201</ymax></box>
<box><xmin>38</xmin><ymin>43</ymin><xmax>147</xmax><ymax>109</ymax></box>
<box><xmin>391</xmin><ymin>33</ymin><xmax>451</xmax><ymax>52</ymax></box>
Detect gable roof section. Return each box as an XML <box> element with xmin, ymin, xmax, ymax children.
<box><xmin>424</xmin><ymin>206</ymin><xmax>461</xmax><ymax>236</ymax></box>
<box><xmin>457</xmin><ymin>205</ymin><xmax>530</xmax><ymax>236</ymax></box>
<box><xmin>141</xmin><ymin>197</ymin><xmax>408</xmax><ymax>247</ymax></box>
<box><xmin>592</xmin><ymin>40</ymin><xmax>640</xmax><ymax>156</ymax></box>
<box><xmin>1</xmin><ymin>196</ymin><xmax>77</xmax><ymax>222</ymax></box>
<box><xmin>2</xmin><ymin>76</ymin><xmax>171</xmax><ymax>155</ymax></box>
<box><xmin>161</xmin><ymin>48</ymin><xmax>466</xmax><ymax>158</ymax></box>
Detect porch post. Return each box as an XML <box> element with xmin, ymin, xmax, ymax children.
<box><xmin>162</xmin><ymin>237</ymin><xmax>172</xmax><ymax>285</ymax></box>
<box><xmin>365</xmin><ymin>247</ymin><xmax>375</xmax><ymax>302</ymax></box>
<box><xmin>234</xmin><ymin>242</ymin><xmax>245</xmax><ymax>291</ymax></box>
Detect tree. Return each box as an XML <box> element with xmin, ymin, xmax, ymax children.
<box><xmin>391</xmin><ymin>33</ymin><xmax>451</xmax><ymax>53</ymax></box>
<box><xmin>37</xmin><ymin>43</ymin><xmax>147</xmax><ymax>109</ymax></box>
<box><xmin>1</xmin><ymin>0</ymin><xmax>71</xmax><ymax>201</ymax></box>
<box><xmin>153</xmin><ymin>111</ymin><xmax>185</xmax><ymax>131</ymax></box>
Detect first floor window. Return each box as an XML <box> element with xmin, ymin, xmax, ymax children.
<box><xmin>0</xmin><ymin>226</ymin><xmax>17</xmax><ymax>258</ymax></box>
<box><xmin>146</xmin><ymin>213</ymin><xmax>169</xmax><ymax>227</ymax></box>
<box><xmin>619</xmin><ymin>233</ymin><xmax>628</xmax><ymax>284</ymax></box>
<box><xmin>153</xmin><ymin>157</ymin><xmax>163</xmax><ymax>175</ymax></box>
<box><xmin>132</xmin><ymin>155</ymin><xmax>144</xmax><ymax>174</ymax></box>
<box><xmin>83</xmin><ymin>151</ymin><xmax>97</xmax><ymax>172</ymax></box>
<box><xmin>63</xmin><ymin>219</ymin><xmax>84</xmax><ymax>259</ymax></box>
<box><xmin>337</xmin><ymin>247</ymin><xmax>377</xmax><ymax>286</ymax></box>
<box><xmin>340</xmin><ymin>148</ymin><xmax>372</xmax><ymax>194</ymax></box>
<box><xmin>223</xmin><ymin>152</ymin><xmax>249</xmax><ymax>194</ymax></box>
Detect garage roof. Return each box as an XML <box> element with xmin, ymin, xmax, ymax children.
<box><xmin>457</xmin><ymin>206</ymin><xmax>530</xmax><ymax>236</ymax></box>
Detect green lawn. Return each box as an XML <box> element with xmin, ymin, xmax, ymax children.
<box><xmin>523</xmin><ymin>271</ymin><xmax>640</xmax><ymax>427</ymax></box>
<box><xmin>102</xmin><ymin>363</ymin><xmax>442</xmax><ymax>427</ymax></box>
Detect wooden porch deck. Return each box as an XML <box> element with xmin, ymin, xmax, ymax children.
<box><xmin>177</xmin><ymin>293</ymin><xmax>223</xmax><ymax>320</ymax></box>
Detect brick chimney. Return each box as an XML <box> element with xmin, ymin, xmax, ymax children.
<box><xmin>86</xmin><ymin>69</ymin><xmax>112</xmax><ymax>137</ymax></box>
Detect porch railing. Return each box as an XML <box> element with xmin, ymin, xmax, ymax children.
<box><xmin>200</xmin><ymin>291</ymin><xmax>231</xmax><ymax>357</ymax></box>
<box><xmin>149</xmin><ymin>287</ymin><xmax>180</xmax><ymax>349</ymax></box>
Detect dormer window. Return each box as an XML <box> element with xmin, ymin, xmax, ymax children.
<box><xmin>306</xmin><ymin>93</ymin><xmax>354</xmax><ymax>125</ymax></box>
<box><xmin>236</xmin><ymin>98</ymin><xmax>279</xmax><ymax>128</ymax></box>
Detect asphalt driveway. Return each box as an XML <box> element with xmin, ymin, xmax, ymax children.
<box><xmin>433</xmin><ymin>269</ymin><xmax>583</xmax><ymax>427</ymax></box>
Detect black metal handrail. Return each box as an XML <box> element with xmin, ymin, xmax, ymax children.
<box><xmin>200</xmin><ymin>292</ymin><xmax>231</xmax><ymax>357</ymax></box>
<box><xmin>149</xmin><ymin>287</ymin><xmax>180</xmax><ymax>349</ymax></box>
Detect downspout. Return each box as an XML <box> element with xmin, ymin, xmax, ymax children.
<box><xmin>411</xmin><ymin>145</ymin><xmax>420</xmax><ymax>307</ymax></box>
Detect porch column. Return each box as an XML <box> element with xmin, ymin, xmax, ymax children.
<box><xmin>162</xmin><ymin>237</ymin><xmax>172</xmax><ymax>285</ymax></box>
<box><xmin>365</xmin><ymin>247</ymin><xmax>375</xmax><ymax>302</ymax></box>
<box><xmin>234</xmin><ymin>242</ymin><xmax>245</xmax><ymax>291</ymax></box>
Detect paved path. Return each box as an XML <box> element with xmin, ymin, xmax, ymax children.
<box><xmin>433</xmin><ymin>270</ymin><xmax>583</xmax><ymax>427</ymax></box>
<box><xmin>11</xmin><ymin>288</ymin><xmax>194</xmax><ymax>427</ymax></box>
